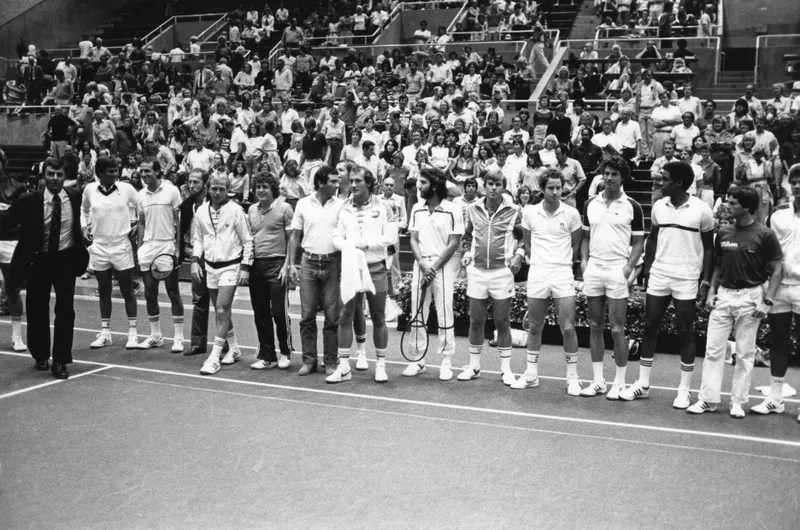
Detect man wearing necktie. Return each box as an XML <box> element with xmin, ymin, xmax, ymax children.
<box><xmin>1</xmin><ymin>158</ymin><xmax>89</xmax><ymax>379</ymax></box>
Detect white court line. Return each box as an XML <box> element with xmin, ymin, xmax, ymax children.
<box><xmin>2</xmin><ymin>321</ymin><xmax>796</xmax><ymax>405</ymax></box>
<box><xmin>0</xmin><ymin>350</ymin><xmax>797</xmax><ymax>449</ymax></box>
<box><xmin>96</xmin><ymin>373</ymin><xmax>800</xmax><ymax>464</ymax></box>
<box><xmin>0</xmin><ymin>366</ymin><xmax>111</xmax><ymax>400</ymax></box>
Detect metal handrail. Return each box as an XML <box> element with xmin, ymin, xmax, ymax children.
<box><xmin>195</xmin><ymin>14</ymin><xmax>230</xmax><ymax>43</ymax></box>
<box><xmin>753</xmin><ymin>33</ymin><xmax>800</xmax><ymax>85</ymax></box>
<box><xmin>445</xmin><ymin>1</ymin><xmax>469</xmax><ymax>33</ymax></box>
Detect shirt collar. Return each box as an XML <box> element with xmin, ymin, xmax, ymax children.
<box><xmin>44</xmin><ymin>188</ymin><xmax>67</xmax><ymax>203</ymax></box>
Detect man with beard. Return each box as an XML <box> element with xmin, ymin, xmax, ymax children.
<box><xmin>403</xmin><ymin>167</ymin><xmax>464</xmax><ymax>381</ymax></box>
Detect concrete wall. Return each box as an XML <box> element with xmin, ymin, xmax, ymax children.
<box><xmin>757</xmin><ymin>37</ymin><xmax>800</xmax><ymax>89</ymax></box>
<box><xmin>373</xmin><ymin>13</ymin><xmax>402</xmax><ymax>46</ymax></box>
<box><xmin>0</xmin><ymin>112</ymin><xmax>49</xmax><ymax>145</ymax></box>
<box><xmin>722</xmin><ymin>0</ymin><xmax>800</xmax><ymax>48</ymax></box>
<box><xmin>399</xmin><ymin>8</ymin><xmax>462</xmax><ymax>44</ymax></box>
<box><xmin>146</xmin><ymin>19</ymin><xmax>214</xmax><ymax>53</ymax></box>
<box><xmin>0</xmin><ymin>0</ymin><xmax>139</xmax><ymax>58</ymax></box>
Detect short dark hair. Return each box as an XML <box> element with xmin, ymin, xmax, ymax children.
<box><xmin>140</xmin><ymin>157</ymin><xmax>161</xmax><ymax>174</ymax></box>
<box><xmin>253</xmin><ymin>174</ymin><xmax>280</xmax><ymax>198</ymax></box>
<box><xmin>463</xmin><ymin>177</ymin><xmax>478</xmax><ymax>191</ymax></box>
<box><xmin>42</xmin><ymin>157</ymin><xmax>66</xmax><ymax>174</ymax></box>
<box><xmin>95</xmin><ymin>155</ymin><xmax>118</xmax><ymax>177</ymax></box>
<box><xmin>314</xmin><ymin>165</ymin><xmax>338</xmax><ymax>190</ymax></box>
<box><xmin>729</xmin><ymin>186</ymin><xmax>760</xmax><ymax>215</ymax></box>
<box><xmin>362</xmin><ymin>140</ymin><xmax>375</xmax><ymax>151</ymax></box>
<box><xmin>598</xmin><ymin>155</ymin><xmax>630</xmax><ymax>182</ymax></box>
<box><xmin>662</xmin><ymin>161</ymin><xmax>694</xmax><ymax>191</ymax></box>
<box><xmin>538</xmin><ymin>168</ymin><xmax>565</xmax><ymax>190</ymax></box>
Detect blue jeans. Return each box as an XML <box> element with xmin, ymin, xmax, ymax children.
<box><xmin>299</xmin><ymin>254</ymin><xmax>341</xmax><ymax>366</ymax></box>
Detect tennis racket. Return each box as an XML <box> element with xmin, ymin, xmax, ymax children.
<box><xmin>150</xmin><ymin>253</ymin><xmax>179</xmax><ymax>280</ymax></box>
<box><xmin>400</xmin><ymin>282</ymin><xmax>429</xmax><ymax>363</ymax></box>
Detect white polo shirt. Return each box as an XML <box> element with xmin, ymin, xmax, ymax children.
<box><xmin>523</xmin><ymin>202</ymin><xmax>582</xmax><ymax>268</ymax></box>
<box><xmin>649</xmin><ymin>196</ymin><xmax>713</xmax><ymax>280</ymax></box>
<box><xmin>138</xmin><ymin>180</ymin><xmax>181</xmax><ymax>242</ymax></box>
<box><xmin>291</xmin><ymin>194</ymin><xmax>344</xmax><ymax>255</ymax></box>
<box><xmin>614</xmin><ymin>120</ymin><xmax>642</xmax><ymax>150</ymax></box>
<box><xmin>409</xmin><ymin>199</ymin><xmax>464</xmax><ymax>258</ymax></box>
<box><xmin>591</xmin><ymin>131</ymin><xmax>623</xmax><ymax>153</ymax></box>
<box><xmin>81</xmin><ymin>181</ymin><xmax>139</xmax><ymax>245</ymax></box>
<box><xmin>583</xmin><ymin>191</ymin><xmax>645</xmax><ymax>264</ymax></box>
<box><xmin>770</xmin><ymin>206</ymin><xmax>800</xmax><ymax>286</ymax></box>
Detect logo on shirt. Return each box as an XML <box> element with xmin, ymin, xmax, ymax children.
<box><xmin>371</xmin><ymin>210</ymin><xmax>380</xmax><ymax>218</ymax></box>
<box><xmin>720</xmin><ymin>241</ymin><xmax>738</xmax><ymax>249</ymax></box>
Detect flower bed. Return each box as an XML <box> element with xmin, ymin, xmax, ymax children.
<box><xmin>396</xmin><ymin>273</ymin><xmax>798</xmax><ymax>363</ymax></box>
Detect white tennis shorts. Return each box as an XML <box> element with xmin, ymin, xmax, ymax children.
<box><xmin>466</xmin><ymin>265</ymin><xmax>515</xmax><ymax>300</ymax></box>
<box><xmin>206</xmin><ymin>263</ymin><xmax>240</xmax><ymax>289</ymax></box>
<box><xmin>527</xmin><ymin>266</ymin><xmax>575</xmax><ymax>300</ymax></box>
<box><xmin>646</xmin><ymin>271</ymin><xmax>698</xmax><ymax>301</ymax></box>
<box><xmin>90</xmin><ymin>239</ymin><xmax>135</xmax><ymax>272</ymax></box>
<box><xmin>0</xmin><ymin>240</ymin><xmax>17</xmax><ymax>264</ymax></box>
<box><xmin>772</xmin><ymin>283</ymin><xmax>800</xmax><ymax>314</ymax></box>
<box><xmin>583</xmin><ymin>259</ymin><xmax>629</xmax><ymax>299</ymax></box>
<box><xmin>139</xmin><ymin>240</ymin><xmax>176</xmax><ymax>271</ymax></box>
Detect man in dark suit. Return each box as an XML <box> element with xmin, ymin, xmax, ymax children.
<box><xmin>2</xmin><ymin>157</ymin><xmax>89</xmax><ymax>379</ymax></box>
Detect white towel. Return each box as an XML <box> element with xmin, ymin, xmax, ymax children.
<box><xmin>340</xmin><ymin>239</ymin><xmax>375</xmax><ymax>304</ymax></box>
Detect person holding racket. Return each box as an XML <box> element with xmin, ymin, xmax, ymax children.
<box><xmin>402</xmin><ymin>166</ymin><xmax>464</xmax><ymax>381</ymax></box>
<box><xmin>511</xmin><ymin>168</ymin><xmax>584</xmax><ymax>393</ymax></box>
<box><xmin>326</xmin><ymin>166</ymin><xmax>398</xmax><ymax>384</ymax></box>
<box><xmin>136</xmin><ymin>158</ymin><xmax>185</xmax><ymax>353</ymax></box>
<box><xmin>457</xmin><ymin>169</ymin><xmax>524</xmax><ymax>385</ymax></box>
<box><xmin>81</xmin><ymin>155</ymin><xmax>141</xmax><ymax>350</ymax></box>
<box><xmin>192</xmin><ymin>173</ymin><xmax>254</xmax><ymax>376</ymax></box>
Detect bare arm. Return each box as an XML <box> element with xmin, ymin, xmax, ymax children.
<box><xmin>625</xmin><ymin>234</ymin><xmax>645</xmax><ymax>278</ymax></box>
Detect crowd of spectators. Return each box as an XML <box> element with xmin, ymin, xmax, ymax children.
<box><xmin>593</xmin><ymin>0</ymin><xmax>719</xmax><ymax>40</ymax></box>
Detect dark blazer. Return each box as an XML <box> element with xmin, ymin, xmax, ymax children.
<box><xmin>2</xmin><ymin>187</ymin><xmax>89</xmax><ymax>292</ymax></box>
<box><xmin>178</xmin><ymin>194</ymin><xmax>206</xmax><ymax>262</ymax></box>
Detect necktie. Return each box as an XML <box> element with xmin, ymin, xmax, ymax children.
<box><xmin>49</xmin><ymin>194</ymin><xmax>61</xmax><ymax>252</ymax></box>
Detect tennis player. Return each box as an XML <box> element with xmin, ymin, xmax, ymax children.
<box><xmin>0</xmin><ymin>151</ymin><xmax>27</xmax><ymax>351</ymax></box>
<box><xmin>619</xmin><ymin>161</ymin><xmax>714</xmax><ymax>408</ymax></box>
<box><xmin>326</xmin><ymin>166</ymin><xmax>398</xmax><ymax>384</ymax></box>
<box><xmin>136</xmin><ymin>158</ymin><xmax>185</xmax><ymax>352</ymax></box>
<box><xmin>192</xmin><ymin>174</ymin><xmax>254</xmax><ymax>375</ymax></box>
<box><xmin>754</xmin><ymin>164</ymin><xmax>800</xmax><ymax>419</ymax></box>
<box><xmin>403</xmin><ymin>166</ymin><xmax>464</xmax><ymax>381</ymax></box>
<box><xmin>580</xmin><ymin>156</ymin><xmax>645</xmax><ymax>399</ymax></box>
<box><xmin>457</xmin><ymin>169</ymin><xmax>523</xmax><ymax>385</ymax></box>
<box><xmin>81</xmin><ymin>156</ymin><xmax>141</xmax><ymax>350</ymax></box>
<box><xmin>512</xmin><ymin>168</ymin><xmax>584</xmax><ymax>394</ymax></box>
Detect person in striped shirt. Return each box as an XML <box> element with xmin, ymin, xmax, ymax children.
<box><xmin>619</xmin><ymin>161</ymin><xmax>714</xmax><ymax>408</ymax></box>
<box><xmin>81</xmin><ymin>156</ymin><xmax>141</xmax><ymax>350</ymax></box>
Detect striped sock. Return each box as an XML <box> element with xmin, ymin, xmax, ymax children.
<box><xmin>499</xmin><ymin>346</ymin><xmax>511</xmax><ymax>373</ymax></box>
<box><xmin>376</xmin><ymin>348</ymin><xmax>386</xmax><ymax>369</ymax></box>
<box><xmin>101</xmin><ymin>318</ymin><xmax>111</xmax><ymax>331</ymax></box>
<box><xmin>211</xmin><ymin>337</ymin><xmax>225</xmax><ymax>357</ymax></box>
<box><xmin>227</xmin><ymin>330</ymin><xmax>239</xmax><ymax>350</ymax></box>
<box><xmin>639</xmin><ymin>357</ymin><xmax>654</xmax><ymax>387</ymax></box>
<box><xmin>356</xmin><ymin>334</ymin><xmax>367</xmax><ymax>355</ymax></box>
<box><xmin>173</xmin><ymin>316</ymin><xmax>185</xmax><ymax>341</ymax></box>
<box><xmin>469</xmin><ymin>344</ymin><xmax>482</xmax><ymax>369</ymax></box>
<box><xmin>11</xmin><ymin>316</ymin><xmax>22</xmax><ymax>338</ymax></box>
<box><xmin>338</xmin><ymin>347</ymin><xmax>351</xmax><ymax>369</ymax></box>
<box><xmin>526</xmin><ymin>350</ymin><xmax>539</xmax><ymax>378</ymax></box>
<box><xmin>679</xmin><ymin>362</ymin><xmax>694</xmax><ymax>389</ymax></box>
<box><xmin>565</xmin><ymin>352</ymin><xmax>578</xmax><ymax>378</ymax></box>
<box><xmin>148</xmin><ymin>315</ymin><xmax>161</xmax><ymax>337</ymax></box>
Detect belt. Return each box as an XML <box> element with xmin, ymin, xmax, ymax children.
<box><xmin>303</xmin><ymin>251</ymin><xmax>340</xmax><ymax>260</ymax></box>
<box><xmin>206</xmin><ymin>256</ymin><xmax>242</xmax><ymax>269</ymax></box>
<box><xmin>721</xmin><ymin>283</ymin><xmax>762</xmax><ymax>291</ymax></box>
<box><xmin>254</xmin><ymin>256</ymin><xmax>286</xmax><ymax>261</ymax></box>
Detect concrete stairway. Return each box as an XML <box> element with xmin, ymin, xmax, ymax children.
<box><xmin>569</xmin><ymin>0</ymin><xmax>602</xmax><ymax>44</ymax></box>
<box><xmin>694</xmin><ymin>70</ymin><xmax>761</xmax><ymax>104</ymax></box>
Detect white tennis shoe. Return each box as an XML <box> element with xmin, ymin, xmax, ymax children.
<box><xmin>90</xmin><ymin>332</ymin><xmax>112</xmax><ymax>349</ymax></box>
<box><xmin>220</xmin><ymin>348</ymin><xmax>242</xmax><ymax>365</ymax></box>
<box><xmin>137</xmin><ymin>335</ymin><xmax>164</xmax><ymax>349</ymax></box>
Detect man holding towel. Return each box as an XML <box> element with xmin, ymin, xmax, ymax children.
<box><xmin>326</xmin><ymin>166</ymin><xmax>398</xmax><ymax>384</ymax></box>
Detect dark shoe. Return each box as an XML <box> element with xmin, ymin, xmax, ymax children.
<box><xmin>51</xmin><ymin>363</ymin><xmax>68</xmax><ymax>379</ymax></box>
<box><xmin>184</xmin><ymin>345</ymin><xmax>207</xmax><ymax>356</ymax></box>
<box><xmin>35</xmin><ymin>359</ymin><xmax>50</xmax><ymax>371</ymax></box>
<box><xmin>298</xmin><ymin>363</ymin><xmax>318</xmax><ymax>376</ymax></box>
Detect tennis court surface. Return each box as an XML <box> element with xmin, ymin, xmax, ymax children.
<box><xmin>1</xmin><ymin>288</ymin><xmax>798</xmax><ymax>528</ymax></box>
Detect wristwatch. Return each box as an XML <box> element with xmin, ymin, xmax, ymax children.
<box><xmin>763</xmin><ymin>298</ymin><xmax>774</xmax><ymax>306</ymax></box>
